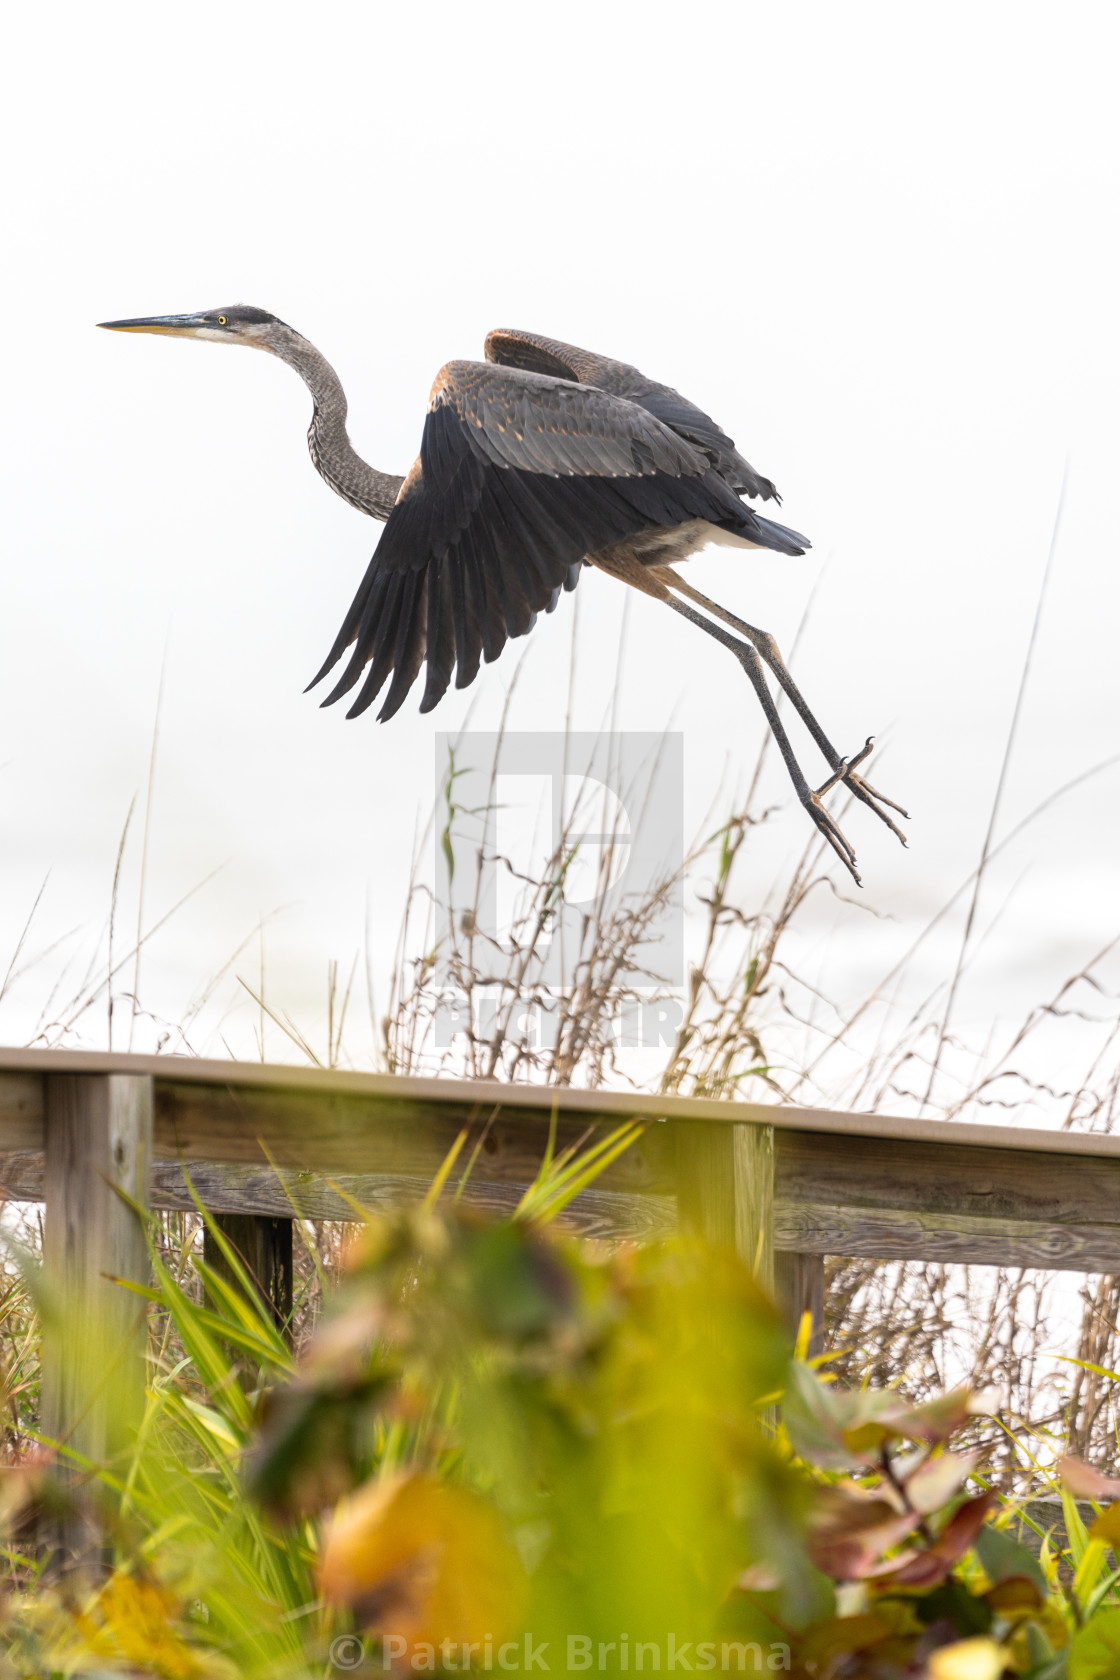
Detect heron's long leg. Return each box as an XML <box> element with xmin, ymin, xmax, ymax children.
<box><xmin>664</xmin><ymin>596</ymin><xmax>862</xmax><ymax>884</ymax></box>
<box><xmin>654</xmin><ymin>568</ymin><xmax>908</xmax><ymax>845</ymax></box>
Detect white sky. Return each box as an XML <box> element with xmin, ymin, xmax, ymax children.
<box><xmin>3</xmin><ymin>1</ymin><xmax>1119</xmax><ymax>1108</ymax></box>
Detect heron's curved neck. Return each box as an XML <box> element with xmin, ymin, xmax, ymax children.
<box><xmin>273</xmin><ymin>328</ymin><xmax>403</xmax><ymax>521</ymax></box>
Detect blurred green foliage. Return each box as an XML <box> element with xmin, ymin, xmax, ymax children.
<box><xmin>252</xmin><ymin>1208</ymin><xmax>812</xmax><ymax>1661</ymax></box>
<box><xmin>1</xmin><ymin>1200</ymin><xmax>1120</xmax><ymax>1676</ymax></box>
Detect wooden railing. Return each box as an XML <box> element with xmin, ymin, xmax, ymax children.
<box><xmin>5</xmin><ymin>1045</ymin><xmax>1120</xmax><ymax>1471</ymax></box>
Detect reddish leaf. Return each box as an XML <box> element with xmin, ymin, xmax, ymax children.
<box><xmin>862</xmin><ymin>1546</ymin><xmax>930</xmax><ymax>1582</ymax></box>
<box><xmin>1057</xmin><ymin>1453</ymin><xmax>1120</xmax><ymax>1502</ymax></box>
<box><xmin>889</xmin><ymin>1390</ymin><xmax>998</xmax><ymax>1444</ymax></box>
<box><xmin>878</xmin><ymin>1492</ymin><xmax>997</xmax><ymax>1588</ymax></box>
<box><xmin>905</xmin><ymin>1450</ymin><xmax>981</xmax><ymax>1515</ymax></box>
<box><xmin>929</xmin><ymin>1490</ymin><xmax>998</xmax><ymax>1561</ymax></box>
<box><xmin>807</xmin><ymin>1483</ymin><xmax>919</xmax><ymax>1580</ymax></box>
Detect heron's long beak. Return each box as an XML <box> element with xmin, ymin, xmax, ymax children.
<box><xmin>97</xmin><ymin>313</ymin><xmax>209</xmax><ymax>336</ymax></box>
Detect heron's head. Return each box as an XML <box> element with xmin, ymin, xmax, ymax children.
<box><xmin>97</xmin><ymin>304</ymin><xmax>289</xmax><ymax>351</ymax></box>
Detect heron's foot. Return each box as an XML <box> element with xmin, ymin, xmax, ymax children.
<box><xmin>800</xmin><ymin>787</ymin><xmax>862</xmax><ymax>887</ymax></box>
<box><xmin>815</xmin><ymin>738</ymin><xmax>909</xmax><ymax>847</ymax></box>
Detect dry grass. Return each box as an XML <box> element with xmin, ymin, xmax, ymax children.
<box><xmin>3</xmin><ymin>575</ymin><xmax>1120</xmax><ymax>1472</ymax></box>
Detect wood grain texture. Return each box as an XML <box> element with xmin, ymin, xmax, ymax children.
<box><xmin>0</xmin><ymin>1154</ymin><xmax>677</xmax><ymax>1240</ymax></box>
<box><xmin>774</xmin><ymin>1252</ymin><xmax>825</xmax><ymax>1355</ymax></box>
<box><xmin>156</xmin><ymin>1164</ymin><xmax>678</xmax><ymax>1240</ymax></box>
<box><xmin>774</xmin><ymin>1201</ymin><xmax>1120</xmax><ymax>1273</ymax></box>
<box><xmin>3</xmin><ymin>1058</ymin><xmax>1119</xmax><ymax>1276</ymax></box>
<box><xmin>153</xmin><ymin>1081</ymin><xmax>676</xmax><ymax>1192</ymax></box>
<box><xmin>204</xmin><ymin>1214</ymin><xmax>293</xmax><ymax>1336</ymax></box>
<box><xmin>775</xmin><ymin>1129</ymin><xmax>1120</xmax><ymax>1230</ymax></box>
<box><xmin>3</xmin><ymin>1047</ymin><xmax>1120</xmax><ymax>1160</ymax></box>
<box><xmin>734</xmin><ymin>1124</ymin><xmax>775</xmax><ymax>1288</ymax></box>
<box><xmin>0</xmin><ymin>1151</ymin><xmax>43</xmax><ymax>1200</ymax></box>
<box><xmin>677</xmin><ymin>1122</ymin><xmax>775</xmax><ymax>1281</ymax></box>
<box><xmin>677</xmin><ymin>1122</ymin><xmax>736</xmax><ymax>1245</ymax></box>
<box><xmin>41</xmin><ymin>1074</ymin><xmax>152</xmax><ymax>1559</ymax></box>
<box><xmin>0</xmin><ymin>1075</ymin><xmax>43</xmax><ymax>1149</ymax></box>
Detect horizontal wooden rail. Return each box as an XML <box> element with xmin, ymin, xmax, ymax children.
<box><xmin>4</xmin><ymin>1041</ymin><xmax>1120</xmax><ymax>1504</ymax></box>
<box><xmin>1</xmin><ymin>1048</ymin><xmax>1119</xmax><ymax>1271</ymax></box>
<box><xmin>2</xmin><ymin>1043</ymin><xmax>1120</xmax><ymax>1152</ymax></box>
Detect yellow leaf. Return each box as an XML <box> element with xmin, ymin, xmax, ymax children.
<box><xmin>844</xmin><ymin>1421</ymin><xmax>894</xmax><ymax>1453</ymax></box>
<box><xmin>1089</xmin><ymin>1499</ymin><xmax>1120</xmax><ymax>1546</ymax></box>
<box><xmin>90</xmin><ymin>1573</ymin><xmax>209</xmax><ymax>1680</ymax></box>
<box><xmin>984</xmin><ymin>1574</ymin><xmax>1042</xmax><ymax>1612</ymax></box>
<box><xmin>928</xmin><ymin>1636</ymin><xmax>1008</xmax><ymax>1680</ymax></box>
<box><xmin>319</xmin><ymin>1471</ymin><xmax>527</xmax><ymax>1662</ymax></box>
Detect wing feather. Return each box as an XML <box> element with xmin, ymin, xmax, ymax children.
<box><xmin>488</xmin><ymin>471</ymin><xmax>570</xmax><ymax>598</ymax></box>
<box><xmin>477</xmin><ymin>481</ymin><xmax>535</xmax><ymax>639</ymax></box>
<box><xmin>467</xmin><ymin>536</ymin><xmax>509</xmax><ymax>666</ymax></box>
<box><xmin>310</xmin><ymin>356</ymin><xmax>803</xmax><ymax>721</ymax></box>
<box><xmin>436</xmin><ymin>361</ymin><xmax>708</xmax><ymax>481</ymax></box>
<box><xmin>447</xmin><ymin>552</ymin><xmax>482</xmax><ymax>691</ymax></box>
<box><xmin>326</xmin><ymin>573</ymin><xmax>406</xmax><ymax>710</ymax></box>
<box><xmin>318</xmin><ymin>572</ymin><xmax>397</xmax><ymax>705</ymax></box>
<box><xmin>485</xmin><ymin>328</ymin><xmax>781</xmax><ymax>501</ymax></box>
<box><xmin>420</xmin><ymin>558</ymin><xmax>456</xmax><ymax>714</ymax></box>
<box><xmin>350</xmin><ymin>571</ymin><xmax>427</xmax><ymax>720</ymax></box>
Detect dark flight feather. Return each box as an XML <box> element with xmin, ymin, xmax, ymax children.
<box><xmin>378</xmin><ymin>572</ymin><xmax>430</xmax><ymax>721</ymax></box>
<box><xmin>310</xmin><ymin>347</ymin><xmax>809</xmax><ymax>720</ymax></box>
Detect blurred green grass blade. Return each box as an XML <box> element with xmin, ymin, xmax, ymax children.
<box><xmin>424</xmin><ymin>1126</ymin><xmax>471</xmax><ymax>1210</ymax></box>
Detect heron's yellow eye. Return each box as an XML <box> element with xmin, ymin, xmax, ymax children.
<box><xmin>217</xmin><ymin>315</ymin><xmax>227</xmax><ymax>325</ymax></box>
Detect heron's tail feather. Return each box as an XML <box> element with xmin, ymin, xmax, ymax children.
<box><xmin>741</xmin><ymin>510</ymin><xmax>810</xmax><ymax>556</ymax></box>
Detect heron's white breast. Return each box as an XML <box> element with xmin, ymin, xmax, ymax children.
<box><xmin>631</xmin><ymin>519</ymin><xmax>762</xmax><ymax>568</ymax></box>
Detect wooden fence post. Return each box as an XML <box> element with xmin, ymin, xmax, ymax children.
<box><xmin>204</xmin><ymin>1214</ymin><xmax>293</xmax><ymax>1337</ymax></box>
<box><xmin>676</xmin><ymin>1121</ymin><xmax>774</xmax><ymax>1291</ymax></box>
<box><xmin>42</xmin><ymin>1074</ymin><xmax>152</xmax><ymax>1557</ymax></box>
<box><xmin>774</xmin><ymin>1252</ymin><xmax>826</xmax><ymax>1356</ymax></box>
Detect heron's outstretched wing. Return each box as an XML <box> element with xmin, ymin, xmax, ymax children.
<box><xmin>484</xmin><ymin>328</ymin><xmax>780</xmax><ymax>503</ymax></box>
<box><xmin>308</xmin><ymin>360</ymin><xmax>778</xmax><ymax>722</ymax></box>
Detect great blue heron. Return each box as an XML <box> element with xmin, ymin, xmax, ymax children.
<box><xmin>99</xmin><ymin>305</ymin><xmax>906</xmax><ymax>881</ymax></box>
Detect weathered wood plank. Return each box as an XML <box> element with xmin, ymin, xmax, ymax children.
<box><xmin>774</xmin><ymin>1201</ymin><xmax>1120</xmax><ymax>1273</ymax></box>
<box><xmin>5</xmin><ymin>1050</ymin><xmax>1120</xmax><ymax>1278</ymax></box>
<box><xmin>677</xmin><ymin>1123</ymin><xmax>736</xmax><ymax>1245</ymax></box>
<box><xmin>735</xmin><ymin>1124</ymin><xmax>775</xmax><ymax>1288</ymax></box>
<box><xmin>11</xmin><ymin>1144</ymin><xmax>1120</xmax><ymax>1268</ymax></box>
<box><xmin>204</xmin><ymin>1214</ymin><xmax>293</xmax><ymax>1336</ymax></box>
<box><xmin>148</xmin><ymin>1164</ymin><xmax>678</xmax><ymax>1241</ymax></box>
<box><xmin>11</xmin><ymin>1147</ymin><xmax>1120</xmax><ymax>1268</ymax></box>
<box><xmin>0</xmin><ymin>1154</ymin><xmax>679</xmax><ymax>1240</ymax></box>
<box><xmin>677</xmin><ymin>1122</ymin><xmax>775</xmax><ymax>1283</ymax></box>
<box><xmin>774</xmin><ymin>1252</ymin><xmax>826</xmax><ymax>1355</ymax></box>
<box><xmin>0</xmin><ymin>1075</ymin><xmax>43</xmax><ymax>1149</ymax></box>
<box><xmin>0</xmin><ymin>1151</ymin><xmax>42</xmax><ymax>1200</ymax></box>
<box><xmin>153</xmin><ymin>1081</ymin><xmax>677</xmax><ymax>1193</ymax></box>
<box><xmin>4</xmin><ymin>1047</ymin><xmax>1120</xmax><ymax>1160</ymax></box>
<box><xmin>775</xmin><ymin>1129</ymin><xmax>1120</xmax><ymax>1232</ymax></box>
<box><xmin>41</xmin><ymin>1075</ymin><xmax>152</xmax><ymax>1562</ymax></box>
